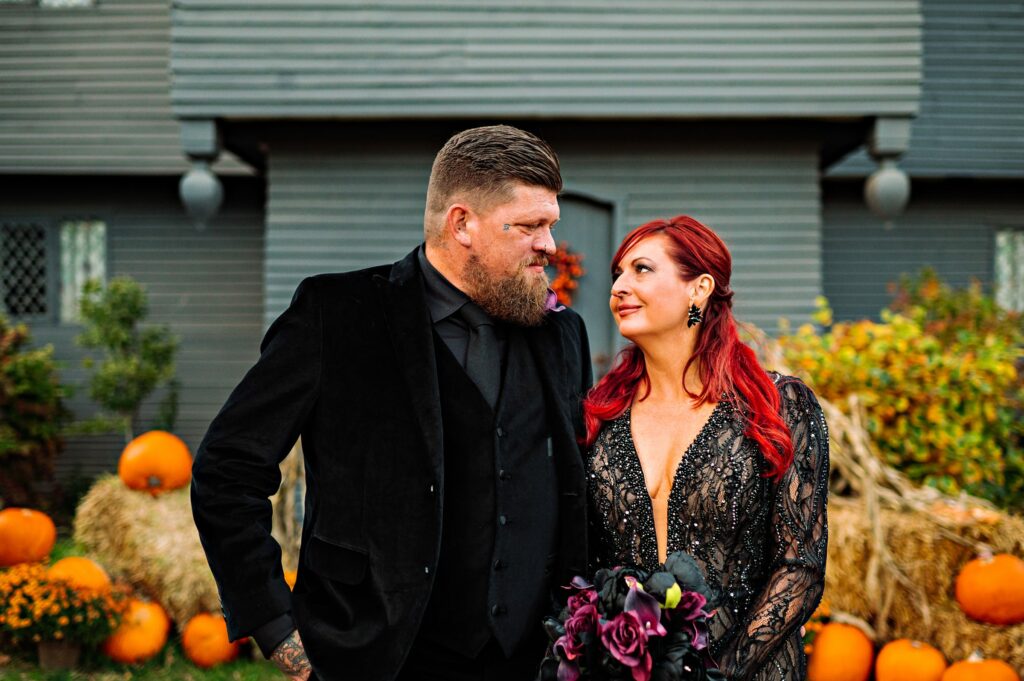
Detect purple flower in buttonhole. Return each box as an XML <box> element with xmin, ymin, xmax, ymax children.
<box><xmin>600</xmin><ymin>611</ymin><xmax>653</xmax><ymax>681</ymax></box>
<box><xmin>545</xmin><ymin>289</ymin><xmax>566</xmax><ymax>312</ymax></box>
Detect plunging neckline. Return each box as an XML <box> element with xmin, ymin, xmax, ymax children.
<box><xmin>624</xmin><ymin>399</ymin><xmax>730</xmax><ymax>563</ymax></box>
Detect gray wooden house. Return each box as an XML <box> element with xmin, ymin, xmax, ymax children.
<box><xmin>823</xmin><ymin>0</ymin><xmax>1024</xmax><ymax>321</ymax></box>
<box><xmin>0</xmin><ymin>0</ymin><xmax>264</xmax><ymax>478</ymax></box>
<box><xmin>5</xmin><ymin>0</ymin><xmax>1014</xmax><ymax>481</ymax></box>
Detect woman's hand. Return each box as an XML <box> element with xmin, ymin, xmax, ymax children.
<box><xmin>271</xmin><ymin>630</ymin><xmax>313</xmax><ymax>681</ymax></box>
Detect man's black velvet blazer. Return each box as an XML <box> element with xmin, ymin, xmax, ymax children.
<box><xmin>191</xmin><ymin>248</ymin><xmax>593</xmax><ymax>681</ymax></box>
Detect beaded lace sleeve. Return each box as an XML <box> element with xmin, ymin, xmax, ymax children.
<box><xmin>715</xmin><ymin>379</ymin><xmax>830</xmax><ymax>680</ymax></box>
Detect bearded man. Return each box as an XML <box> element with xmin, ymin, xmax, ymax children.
<box><xmin>191</xmin><ymin>125</ymin><xmax>593</xmax><ymax>681</ymax></box>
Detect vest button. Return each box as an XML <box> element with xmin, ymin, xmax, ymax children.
<box><xmin>491</xmin><ymin>604</ymin><xmax>507</xmax><ymax>616</ymax></box>
<box><xmin>496</xmin><ymin>426</ymin><xmax>505</xmax><ymax>437</ymax></box>
<box><xmin>499</xmin><ymin>514</ymin><xmax>508</xmax><ymax>526</ymax></box>
<box><xmin>498</xmin><ymin>469</ymin><xmax>509</xmax><ymax>481</ymax></box>
<box><xmin>493</xmin><ymin>559</ymin><xmax>505</xmax><ymax>570</ymax></box>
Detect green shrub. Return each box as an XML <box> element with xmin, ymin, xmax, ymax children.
<box><xmin>76</xmin><ymin>277</ymin><xmax>179</xmax><ymax>443</ymax></box>
<box><xmin>0</xmin><ymin>314</ymin><xmax>69</xmax><ymax>509</ymax></box>
<box><xmin>779</xmin><ymin>273</ymin><xmax>1024</xmax><ymax>511</ymax></box>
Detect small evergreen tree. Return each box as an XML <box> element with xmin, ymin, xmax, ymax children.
<box><xmin>76</xmin><ymin>277</ymin><xmax>179</xmax><ymax>443</ymax></box>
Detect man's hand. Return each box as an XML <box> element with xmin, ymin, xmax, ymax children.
<box><xmin>270</xmin><ymin>629</ymin><xmax>312</xmax><ymax>681</ymax></box>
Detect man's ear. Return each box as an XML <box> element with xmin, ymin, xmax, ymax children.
<box><xmin>446</xmin><ymin>204</ymin><xmax>473</xmax><ymax>247</ymax></box>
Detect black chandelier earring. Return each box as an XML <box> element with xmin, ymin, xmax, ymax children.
<box><xmin>687</xmin><ymin>302</ymin><xmax>704</xmax><ymax>328</ymax></box>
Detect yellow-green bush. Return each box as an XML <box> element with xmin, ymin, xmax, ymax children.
<box><xmin>779</xmin><ymin>282</ymin><xmax>1023</xmax><ymax>510</ymax></box>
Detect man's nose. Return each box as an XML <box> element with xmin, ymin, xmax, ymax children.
<box><xmin>534</xmin><ymin>226</ymin><xmax>557</xmax><ymax>255</ymax></box>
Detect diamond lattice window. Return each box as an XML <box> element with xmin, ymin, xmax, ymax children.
<box><xmin>1</xmin><ymin>223</ymin><xmax>48</xmax><ymax>318</ymax></box>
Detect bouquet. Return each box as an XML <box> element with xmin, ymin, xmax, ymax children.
<box><xmin>540</xmin><ymin>552</ymin><xmax>726</xmax><ymax>681</ymax></box>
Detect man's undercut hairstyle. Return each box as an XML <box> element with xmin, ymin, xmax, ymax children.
<box><xmin>425</xmin><ymin>125</ymin><xmax>562</xmax><ymax>241</ymax></box>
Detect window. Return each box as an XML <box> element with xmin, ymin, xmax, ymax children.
<box><xmin>1</xmin><ymin>223</ymin><xmax>48</xmax><ymax>318</ymax></box>
<box><xmin>39</xmin><ymin>0</ymin><xmax>95</xmax><ymax>7</ymax></box>
<box><xmin>0</xmin><ymin>219</ymin><xmax>107</xmax><ymax>323</ymax></box>
<box><xmin>60</xmin><ymin>220</ymin><xmax>106</xmax><ymax>323</ymax></box>
<box><xmin>995</xmin><ymin>229</ymin><xmax>1024</xmax><ymax>313</ymax></box>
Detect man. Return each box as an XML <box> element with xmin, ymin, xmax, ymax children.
<box><xmin>191</xmin><ymin>125</ymin><xmax>593</xmax><ymax>681</ymax></box>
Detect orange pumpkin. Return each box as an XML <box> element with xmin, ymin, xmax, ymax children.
<box><xmin>875</xmin><ymin>639</ymin><xmax>947</xmax><ymax>681</ymax></box>
<box><xmin>118</xmin><ymin>431</ymin><xmax>193</xmax><ymax>495</ymax></box>
<box><xmin>807</xmin><ymin>622</ymin><xmax>874</xmax><ymax>681</ymax></box>
<box><xmin>48</xmin><ymin>556</ymin><xmax>111</xmax><ymax>591</ymax></box>
<box><xmin>284</xmin><ymin>569</ymin><xmax>297</xmax><ymax>589</ymax></box>
<box><xmin>955</xmin><ymin>553</ymin><xmax>1024</xmax><ymax>625</ymax></box>
<box><xmin>942</xmin><ymin>655</ymin><xmax>1019</xmax><ymax>681</ymax></box>
<box><xmin>0</xmin><ymin>507</ymin><xmax>57</xmax><ymax>567</ymax></box>
<box><xmin>102</xmin><ymin>598</ymin><xmax>171</xmax><ymax>664</ymax></box>
<box><xmin>182</xmin><ymin>613</ymin><xmax>241</xmax><ymax>668</ymax></box>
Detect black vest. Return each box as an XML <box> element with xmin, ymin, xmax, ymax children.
<box><xmin>418</xmin><ymin>327</ymin><xmax>560</xmax><ymax>658</ymax></box>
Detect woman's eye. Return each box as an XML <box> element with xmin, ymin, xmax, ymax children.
<box><xmin>635</xmin><ymin>264</ymin><xmax>652</xmax><ymax>273</ymax></box>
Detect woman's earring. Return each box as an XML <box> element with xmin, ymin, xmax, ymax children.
<box><xmin>687</xmin><ymin>302</ymin><xmax>704</xmax><ymax>328</ymax></box>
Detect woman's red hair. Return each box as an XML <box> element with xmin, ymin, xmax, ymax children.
<box><xmin>582</xmin><ymin>215</ymin><xmax>794</xmax><ymax>479</ymax></box>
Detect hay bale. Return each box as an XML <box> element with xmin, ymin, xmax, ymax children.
<box><xmin>826</xmin><ymin>497</ymin><xmax>1024</xmax><ymax>670</ymax></box>
<box><xmin>73</xmin><ymin>475</ymin><xmax>220</xmax><ymax>624</ymax></box>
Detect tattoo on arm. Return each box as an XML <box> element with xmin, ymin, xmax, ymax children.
<box><xmin>272</xmin><ymin>630</ymin><xmax>311</xmax><ymax>678</ymax></box>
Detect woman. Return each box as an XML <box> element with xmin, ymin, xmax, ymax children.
<box><xmin>584</xmin><ymin>215</ymin><xmax>828</xmax><ymax>680</ymax></box>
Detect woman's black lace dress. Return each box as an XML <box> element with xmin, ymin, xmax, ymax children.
<box><xmin>587</xmin><ymin>374</ymin><xmax>829</xmax><ymax>680</ymax></box>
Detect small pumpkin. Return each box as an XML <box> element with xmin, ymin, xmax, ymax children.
<box><xmin>48</xmin><ymin>556</ymin><xmax>111</xmax><ymax>591</ymax></box>
<box><xmin>182</xmin><ymin>613</ymin><xmax>241</xmax><ymax>668</ymax></box>
<box><xmin>955</xmin><ymin>552</ymin><xmax>1024</xmax><ymax>625</ymax></box>
<box><xmin>0</xmin><ymin>507</ymin><xmax>57</xmax><ymax>567</ymax></box>
<box><xmin>807</xmin><ymin>622</ymin><xmax>874</xmax><ymax>681</ymax></box>
<box><xmin>118</xmin><ymin>431</ymin><xmax>193</xmax><ymax>495</ymax></box>
<box><xmin>942</xmin><ymin>654</ymin><xmax>1019</xmax><ymax>681</ymax></box>
<box><xmin>102</xmin><ymin>598</ymin><xmax>170</xmax><ymax>664</ymax></box>
<box><xmin>875</xmin><ymin>639</ymin><xmax>947</xmax><ymax>681</ymax></box>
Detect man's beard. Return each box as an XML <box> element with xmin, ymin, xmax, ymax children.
<box><xmin>463</xmin><ymin>253</ymin><xmax>550</xmax><ymax>327</ymax></box>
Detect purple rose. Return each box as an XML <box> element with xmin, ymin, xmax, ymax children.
<box><xmin>565</xmin><ymin>604</ymin><xmax>598</xmax><ymax>639</ymax></box>
<box><xmin>674</xmin><ymin>591</ymin><xmax>709</xmax><ymax>621</ymax></box>
<box><xmin>599</xmin><ymin>611</ymin><xmax>653</xmax><ymax>681</ymax></box>
<box><xmin>567</xmin><ymin>588</ymin><xmax>598</xmax><ymax>614</ymax></box>
<box><xmin>554</xmin><ymin>604</ymin><xmax>597</xmax><ymax>666</ymax></box>
<box><xmin>667</xmin><ymin>590</ymin><xmax>714</xmax><ymax>651</ymax></box>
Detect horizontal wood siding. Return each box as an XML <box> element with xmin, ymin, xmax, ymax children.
<box><xmin>0</xmin><ymin>0</ymin><xmax>249</xmax><ymax>175</ymax></box>
<box><xmin>4</xmin><ymin>176</ymin><xmax>265</xmax><ymax>479</ymax></box>
<box><xmin>830</xmin><ymin>0</ymin><xmax>1024</xmax><ymax>178</ymax></box>
<box><xmin>265</xmin><ymin>124</ymin><xmax>822</xmax><ymax>335</ymax></box>
<box><xmin>822</xmin><ymin>180</ymin><xmax>1023</xmax><ymax>321</ymax></box>
<box><xmin>172</xmin><ymin>0</ymin><xmax>921</xmax><ymax>120</ymax></box>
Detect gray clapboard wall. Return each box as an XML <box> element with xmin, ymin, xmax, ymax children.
<box><xmin>822</xmin><ymin>180</ymin><xmax>1024</xmax><ymax>321</ymax></box>
<box><xmin>264</xmin><ymin>124</ymin><xmax>822</xmax><ymax>339</ymax></box>
<box><xmin>830</xmin><ymin>0</ymin><xmax>1024</xmax><ymax>178</ymax></box>
<box><xmin>0</xmin><ymin>0</ymin><xmax>248</xmax><ymax>175</ymax></box>
<box><xmin>4</xmin><ymin>176</ymin><xmax>265</xmax><ymax>478</ymax></box>
<box><xmin>171</xmin><ymin>0</ymin><xmax>921</xmax><ymax>119</ymax></box>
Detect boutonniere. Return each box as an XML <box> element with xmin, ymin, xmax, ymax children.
<box><xmin>545</xmin><ymin>289</ymin><xmax>566</xmax><ymax>313</ymax></box>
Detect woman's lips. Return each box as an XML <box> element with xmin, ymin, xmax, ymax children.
<box><xmin>617</xmin><ymin>305</ymin><xmax>641</xmax><ymax>317</ymax></box>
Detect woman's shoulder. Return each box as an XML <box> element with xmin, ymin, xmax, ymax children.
<box><xmin>764</xmin><ymin>371</ymin><xmax>823</xmax><ymax>415</ymax></box>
